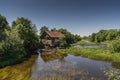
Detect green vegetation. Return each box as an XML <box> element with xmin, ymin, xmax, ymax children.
<box><xmin>61</xmin><ymin>48</ymin><xmax>120</xmax><ymax>62</ymax></box>
<box><xmin>12</xmin><ymin>17</ymin><xmax>39</xmax><ymax>53</ymax></box>
<box><xmin>103</xmin><ymin>67</ymin><xmax>120</xmax><ymax>80</ymax></box>
<box><xmin>54</xmin><ymin>28</ymin><xmax>81</xmax><ymax>47</ymax></box>
<box><xmin>0</xmin><ymin>14</ymin><xmax>9</xmax><ymax>31</ymax></box>
<box><xmin>1</xmin><ymin>13</ymin><xmax>120</xmax><ymax>71</ymax></box>
<box><xmin>0</xmin><ymin>15</ymin><xmax>39</xmax><ymax>67</ymax></box>
<box><xmin>88</xmin><ymin>29</ymin><xmax>120</xmax><ymax>43</ymax></box>
<box><xmin>87</xmin><ymin>29</ymin><xmax>120</xmax><ymax>53</ymax></box>
<box><xmin>108</xmin><ymin>40</ymin><xmax>120</xmax><ymax>53</ymax></box>
<box><xmin>71</xmin><ymin>40</ymin><xmax>97</xmax><ymax>46</ymax></box>
<box><xmin>0</xmin><ymin>28</ymin><xmax>26</xmax><ymax>67</ymax></box>
<box><xmin>0</xmin><ymin>14</ymin><xmax>81</xmax><ymax>68</ymax></box>
<box><xmin>0</xmin><ymin>55</ymin><xmax>37</xmax><ymax>80</ymax></box>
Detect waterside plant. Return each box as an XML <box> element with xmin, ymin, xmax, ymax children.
<box><xmin>60</xmin><ymin>48</ymin><xmax>120</xmax><ymax>62</ymax></box>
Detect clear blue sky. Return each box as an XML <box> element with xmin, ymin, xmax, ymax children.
<box><xmin>0</xmin><ymin>0</ymin><xmax>120</xmax><ymax>36</ymax></box>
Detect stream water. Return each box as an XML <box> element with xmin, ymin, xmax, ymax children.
<box><xmin>73</xmin><ymin>44</ymin><xmax>107</xmax><ymax>50</ymax></box>
<box><xmin>30</xmin><ymin>53</ymin><xmax>119</xmax><ymax>80</ymax></box>
<box><xmin>0</xmin><ymin>52</ymin><xmax>120</xmax><ymax>80</ymax></box>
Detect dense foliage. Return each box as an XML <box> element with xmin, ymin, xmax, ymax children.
<box><xmin>108</xmin><ymin>40</ymin><xmax>120</xmax><ymax>53</ymax></box>
<box><xmin>88</xmin><ymin>29</ymin><xmax>120</xmax><ymax>53</ymax></box>
<box><xmin>12</xmin><ymin>17</ymin><xmax>39</xmax><ymax>53</ymax></box>
<box><xmin>0</xmin><ymin>14</ymin><xmax>9</xmax><ymax>41</ymax></box>
<box><xmin>40</xmin><ymin>26</ymin><xmax>49</xmax><ymax>36</ymax></box>
<box><xmin>0</xmin><ymin>15</ymin><xmax>39</xmax><ymax>67</ymax></box>
<box><xmin>0</xmin><ymin>15</ymin><xmax>81</xmax><ymax>67</ymax></box>
<box><xmin>55</xmin><ymin>28</ymin><xmax>81</xmax><ymax>47</ymax></box>
<box><xmin>0</xmin><ymin>14</ymin><xmax>9</xmax><ymax>31</ymax></box>
<box><xmin>89</xmin><ymin>29</ymin><xmax>120</xmax><ymax>43</ymax></box>
<box><xmin>0</xmin><ymin>28</ymin><xmax>26</xmax><ymax>67</ymax></box>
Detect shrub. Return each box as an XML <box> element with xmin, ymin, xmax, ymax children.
<box><xmin>108</xmin><ymin>40</ymin><xmax>120</xmax><ymax>53</ymax></box>
<box><xmin>0</xmin><ymin>28</ymin><xmax>26</xmax><ymax>67</ymax></box>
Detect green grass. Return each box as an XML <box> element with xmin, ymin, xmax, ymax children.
<box><xmin>71</xmin><ymin>40</ymin><xmax>98</xmax><ymax>46</ymax></box>
<box><xmin>60</xmin><ymin>48</ymin><xmax>120</xmax><ymax>62</ymax></box>
<box><xmin>101</xmin><ymin>41</ymin><xmax>112</xmax><ymax>47</ymax></box>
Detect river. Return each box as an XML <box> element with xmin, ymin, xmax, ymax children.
<box><xmin>0</xmin><ymin>52</ymin><xmax>120</xmax><ymax>80</ymax></box>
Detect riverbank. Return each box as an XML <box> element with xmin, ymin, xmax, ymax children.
<box><xmin>71</xmin><ymin>40</ymin><xmax>97</xmax><ymax>46</ymax></box>
<box><xmin>60</xmin><ymin>48</ymin><xmax>120</xmax><ymax>62</ymax></box>
<box><xmin>0</xmin><ymin>52</ymin><xmax>36</xmax><ymax>68</ymax></box>
<box><xmin>0</xmin><ymin>55</ymin><xmax>37</xmax><ymax>80</ymax></box>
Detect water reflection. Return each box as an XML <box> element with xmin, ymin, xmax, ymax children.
<box><xmin>103</xmin><ymin>67</ymin><xmax>120</xmax><ymax>80</ymax></box>
<box><xmin>0</xmin><ymin>55</ymin><xmax>37</xmax><ymax>80</ymax></box>
<box><xmin>30</xmin><ymin>53</ymin><xmax>114</xmax><ymax>80</ymax></box>
<box><xmin>0</xmin><ymin>53</ymin><xmax>120</xmax><ymax>80</ymax></box>
<box><xmin>112</xmin><ymin>62</ymin><xmax>120</xmax><ymax>69</ymax></box>
<box><xmin>40</xmin><ymin>52</ymin><xmax>67</xmax><ymax>62</ymax></box>
<box><xmin>73</xmin><ymin>44</ymin><xmax>107</xmax><ymax>50</ymax></box>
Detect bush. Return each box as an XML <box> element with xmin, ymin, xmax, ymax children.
<box><xmin>108</xmin><ymin>40</ymin><xmax>120</xmax><ymax>53</ymax></box>
<box><xmin>0</xmin><ymin>29</ymin><xmax>26</xmax><ymax>67</ymax></box>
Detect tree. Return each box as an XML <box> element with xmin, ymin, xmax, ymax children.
<box><xmin>12</xmin><ymin>17</ymin><xmax>33</xmax><ymax>29</ymax></box>
<box><xmin>108</xmin><ymin>40</ymin><xmax>120</xmax><ymax>53</ymax></box>
<box><xmin>106</xmin><ymin>30</ymin><xmax>118</xmax><ymax>40</ymax></box>
<box><xmin>0</xmin><ymin>14</ymin><xmax>9</xmax><ymax>41</ymax></box>
<box><xmin>53</xmin><ymin>28</ymin><xmax>81</xmax><ymax>47</ymax></box>
<box><xmin>12</xmin><ymin>17</ymin><xmax>39</xmax><ymax>53</ymax></box>
<box><xmin>89</xmin><ymin>29</ymin><xmax>120</xmax><ymax>43</ymax></box>
<box><xmin>51</xmin><ymin>28</ymin><xmax>57</xmax><ymax>31</ymax></box>
<box><xmin>0</xmin><ymin>14</ymin><xmax>9</xmax><ymax>31</ymax></box>
<box><xmin>40</xmin><ymin>26</ymin><xmax>49</xmax><ymax>35</ymax></box>
<box><xmin>0</xmin><ymin>16</ymin><xmax>40</xmax><ymax>67</ymax></box>
<box><xmin>73</xmin><ymin>34</ymin><xmax>81</xmax><ymax>42</ymax></box>
<box><xmin>0</xmin><ymin>28</ymin><xmax>26</xmax><ymax>67</ymax></box>
<box><xmin>89</xmin><ymin>33</ymin><xmax>96</xmax><ymax>42</ymax></box>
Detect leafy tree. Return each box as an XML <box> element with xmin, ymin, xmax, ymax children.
<box><xmin>106</xmin><ymin>30</ymin><xmax>118</xmax><ymax>40</ymax></box>
<box><xmin>96</xmin><ymin>30</ymin><xmax>107</xmax><ymax>42</ymax></box>
<box><xmin>0</xmin><ymin>14</ymin><xmax>9</xmax><ymax>41</ymax></box>
<box><xmin>0</xmin><ymin>14</ymin><xmax>9</xmax><ymax>31</ymax></box>
<box><xmin>0</xmin><ymin>15</ymin><xmax>40</xmax><ymax>67</ymax></box>
<box><xmin>116</xmin><ymin>30</ymin><xmax>120</xmax><ymax>40</ymax></box>
<box><xmin>51</xmin><ymin>28</ymin><xmax>57</xmax><ymax>31</ymax></box>
<box><xmin>40</xmin><ymin>26</ymin><xmax>49</xmax><ymax>35</ymax></box>
<box><xmin>52</xmin><ymin>28</ymin><xmax>81</xmax><ymax>47</ymax></box>
<box><xmin>12</xmin><ymin>17</ymin><xmax>33</xmax><ymax>29</ymax></box>
<box><xmin>82</xmin><ymin>36</ymin><xmax>88</xmax><ymax>40</ymax></box>
<box><xmin>89</xmin><ymin>33</ymin><xmax>96</xmax><ymax>42</ymax></box>
<box><xmin>89</xmin><ymin>29</ymin><xmax>120</xmax><ymax>43</ymax></box>
<box><xmin>73</xmin><ymin>34</ymin><xmax>81</xmax><ymax>43</ymax></box>
<box><xmin>108</xmin><ymin>40</ymin><xmax>120</xmax><ymax>53</ymax></box>
<box><xmin>0</xmin><ymin>28</ymin><xmax>26</xmax><ymax>67</ymax></box>
<box><xmin>12</xmin><ymin>17</ymin><xmax>39</xmax><ymax>53</ymax></box>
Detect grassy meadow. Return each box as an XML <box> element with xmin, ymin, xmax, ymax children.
<box><xmin>60</xmin><ymin>48</ymin><xmax>120</xmax><ymax>62</ymax></box>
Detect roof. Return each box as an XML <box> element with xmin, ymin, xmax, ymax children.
<box><xmin>45</xmin><ymin>31</ymin><xmax>64</xmax><ymax>38</ymax></box>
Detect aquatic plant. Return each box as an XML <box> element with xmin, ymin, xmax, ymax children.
<box><xmin>103</xmin><ymin>67</ymin><xmax>120</xmax><ymax>80</ymax></box>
